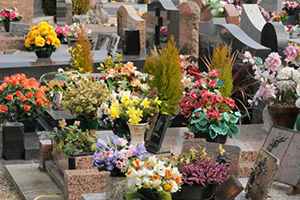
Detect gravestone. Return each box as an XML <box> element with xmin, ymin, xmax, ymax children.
<box><xmin>245</xmin><ymin>148</ymin><xmax>280</xmax><ymax>200</ymax></box>
<box><xmin>201</xmin><ymin>5</ymin><xmax>213</xmax><ymax>22</ymax></box>
<box><xmin>56</xmin><ymin>0</ymin><xmax>73</xmax><ymax>26</ymax></box>
<box><xmin>224</xmin><ymin>4</ymin><xmax>240</xmax><ymax>26</ymax></box>
<box><xmin>143</xmin><ymin>0</ymin><xmax>180</xmax><ymax>49</ymax></box>
<box><xmin>260</xmin><ymin>0</ymin><xmax>284</xmax><ymax>14</ymax></box>
<box><xmin>9</xmin><ymin>22</ymin><xmax>31</xmax><ymax>37</ymax></box>
<box><xmin>117</xmin><ymin>5</ymin><xmax>146</xmax><ymax>49</ymax></box>
<box><xmin>190</xmin><ymin>0</ymin><xmax>202</xmax><ymax>11</ymax></box>
<box><xmin>261</xmin><ymin>22</ymin><xmax>288</xmax><ymax>57</ymax></box>
<box><xmin>178</xmin><ymin>1</ymin><xmax>200</xmax><ymax>60</ymax></box>
<box><xmin>240</xmin><ymin>4</ymin><xmax>266</xmax><ymax>43</ymax></box>
<box><xmin>0</xmin><ymin>0</ymin><xmax>34</xmax><ymax>24</ymax></box>
<box><xmin>182</xmin><ymin>139</ymin><xmax>241</xmax><ymax>177</ymax></box>
<box><xmin>34</xmin><ymin>0</ymin><xmax>43</xmax><ymax>17</ymax></box>
<box><xmin>214</xmin><ymin>175</ymin><xmax>244</xmax><ymax>200</ymax></box>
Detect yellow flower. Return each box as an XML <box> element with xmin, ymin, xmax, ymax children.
<box><xmin>141</xmin><ymin>98</ymin><xmax>149</xmax><ymax>107</ymax></box>
<box><xmin>48</xmin><ymin>25</ymin><xmax>54</xmax><ymax>31</ymax></box>
<box><xmin>154</xmin><ymin>97</ymin><xmax>162</xmax><ymax>105</ymax></box>
<box><xmin>34</xmin><ymin>36</ymin><xmax>45</xmax><ymax>47</ymax></box>
<box><xmin>54</xmin><ymin>38</ymin><xmax>61</xmax><ymax>47</ymax></box>
<box><xmin>109</xmin><ymin>107</ymin><xmax>119</xmax><ymax>119</ymax></box>
<box><xmin>219</xmin><ymin>145</ymin><xmax>225</xmax><ymax>155</ymax></box>
<box><xmin>38</xmin><ymin>22</ymin><xmax>48</xmax><ymax>28</ymax></box>
<box><xmin>38</xmin><ymin>25</ymin><xmax>49</xmax><ymax>35</ymax></box>
<box><xmin>121</xmin><ymin>94</ymin><xmax>130</xmax><ymax>103</ymax></box>
<box><xmin>163</xmin><ymin>182</ymin><xmax>173</xmax><ymax>192</ymax></box>
<box><xmin>129</xmin><ymin>116</ymin><xmax>141</xmax><ymax>124</ymax></box>
<box><xmin>111</xmin><ymin>102</ymin><xmax>119</xmax><ymax>110</ymax></box>
<box><xmin>46</xmin><ymin>35</ymin><xmax>55</xmax><ymax>45</ymax></box>
<box><xmin>25</xmin><ymin>38</ymin><xmax>33</xmax><ymax>47</ymax></box>
<box><xmin>136</xmin><ymin>108</ymin><xmax>143</xmax><ymax>117</ymax></box>
<box><xmin>123</xmin><ymin>100</ymin><xmax>130</xmax><ymax>107</ymax></box>
<box><xmin>127</xmin><ymin>107</ymin><xmax>136</xmax><ymax>117</ymax></box>
<box><xmin>49</xmin><ymin>30</ymin><xmax>57</xmax><ymax>37</ymax></box>
<box><xmin>27</xmin><ymin>32</ymin><xmax>32</xmax><ymax>39</ymax></box>
<box><xmin>31</xmin><ymin>30</ymin><xmax>40</xmax><ymax>39</ymax></box>
<box><xmin>31</xmin><ymin>26</ymin><xmax>38</xmax><ymax>31</ymax></box>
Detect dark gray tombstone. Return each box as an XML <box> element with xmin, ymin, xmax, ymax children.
<box><xmin>9</xmin><ymin>22</ymin><xmax>31</xmax><ymax>37</ymax></box>
<box><xmin>144</xmin><ymin>0</ymin><xmax>180</xmax><ymax>49</ymax></box>
<box><xmin>240</xmin><ymin>4</ymin><xmax>266</xmax><ymax>43</ymax></box>
<box><xmin>261</xmin><ymin>22</ymin><xmax>288</xmax><ymax>57</ymax></box>
<box><xmin>260</xmin><ymin>0</ymin><xmax>284</xmax><ymax>14</ymax></box>
<box><xmin>245</xmin><ymin>148</ymin><xmax>280</xmax><ymax>200</ymax></box>
<box><xmin>34</xmin><ymin>0</ymin><xmax>44</xmax><ymax>17</ymax></box>
<box><xmin>56</xmin><ymin>0</ymin><xmax>73</xmax><ymax>26</ymax></box>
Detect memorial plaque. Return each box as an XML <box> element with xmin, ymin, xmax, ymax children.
<box><xmin>9</xmin><ymin>22</ymin><xmax>31</xmax><ymax>36</ymax></box>
<box><xmin>245</xmin><ymin>148</ymin><xmax>280</xmax><ymax>200</ymax></box>
<box><xmin>214</xmin><ymin>175</ymin><xmax>244</xmax><ymax>200</ymax></box>
<box><xmin>107</xmin><ymin>34</ymin><xmax>120</xmax><ymax>56</ymax></box>
<box><xmin>182</xmin><ymin>139</ymin><xmax>241</xmax><ymax>177</ymax></box>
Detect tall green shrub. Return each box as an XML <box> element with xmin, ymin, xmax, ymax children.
<box><xmin>72</xmin><ymin>0</ymin><xmax>90</xmax><ymax>15</ymax></box>
<box><xmin>143</xmin><ymin>36</ymin><xmax>183</xmax><ymax>117</ymax></box>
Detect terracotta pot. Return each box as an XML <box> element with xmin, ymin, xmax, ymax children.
<box><xmin>267</xmin><ymin>105</ymin><xmax>299</xmax><ymax>129</ymax></box>
<box><xmin>127</xmin><ymin>122</ymin><xmax>148</xmax><ymax>144</ymax></box>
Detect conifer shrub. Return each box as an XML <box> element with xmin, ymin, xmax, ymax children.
<box><xmin>72</xmin><ymin>0</ymin><xmax>90</xmax><ymax>15</ymax></box>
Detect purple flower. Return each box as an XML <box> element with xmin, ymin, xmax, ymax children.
<box><xmin>96</xmin><ymin>139</ymin><xmax>107</xmax><ymax>150</ymax></box>
<box><xmin>111</xmin><ymin>135</ymin><xmax>119</xmax><ymax>146</ymax></box>
<box><xmin>134</xmin><ymin>143</ymin><xmax>149</xmax><ymax>160</ymax></box>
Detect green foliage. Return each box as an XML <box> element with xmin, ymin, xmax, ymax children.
<box><xmin>72</xmin><ymin>0</ymin><xmax>90</xmax><ymax>15</ymax></box>
<box><xmin>47</xmin><ymin>120</ymin><xmax>98</xmax><ymax>156</ymax></box>
<box><xmin>42</xmin><ymin>0</ymin><xmax>56</xmax><ymax>16</ymax></box>
<box><xmin>68</xmin><ymin>32</ymin><xmax>94</xmax><ymax>74</ymax></box>
<box><xmin>126</xmin><ymin>188</ymin><xmax>172</xmax><ymax>200</ymax></box>
<box><xmin>208</xmin><ymin>45</ymin><xmax>236</xmax><ymax>98</ymax></box>
<box><xmin>143</xmin><ymin>36</ymin><xmax>184</xmax><ymax>117</ymax></box>
<box><xmin>61</xmin><ymin>78</ymin><xmax>110</xmax><ymax>119</ymax></box>
<box><xmin>98</xmin><ymin>54</ymin><xmax>123</xmax><ymax>73</ymax></box>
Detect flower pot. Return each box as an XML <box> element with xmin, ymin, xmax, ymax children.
<box><xmin>106</xmin><ymin>173</ymin><xmax>127</xmax><ymax>200</ymax></box>
<box><xmin>2</xmin><ymin>121</ymin><xmax>25</xmax><ymax>160</ymax></box>
<box><xmin>77</xmin><ymin>118</ymin><xmax>99</xmax><ymax>131</ymax></box>
<box><xmin>19</xmin><ymin>119</ymin><xmax>37</xmax><ymax>133</ymax></box>
<box><xmin>127</xmin><ymin>122</ymin><xmax>148</xmax><ymax>144</ymax></box>
<box><xmin>35</xmin><ymin>49</ymin><xmax>53</xmax><ymax>58</ymax></box>
<box><xmin>172</xmin><ymin>184</ymin><xmax>214</xmax><ymax>200</ymax></box>
<box><xmin>286</xmin><ymin>14</ymin><xmax>297</xmax><ymax>25</ymax></box>
<box><xmin>267</xmin><ymin>105</ymin><xmax>299</xmax><ymax>129</ymax></box>
<box><xmin>3</xmin><ymin>20</ymin><xmax>10</xmax><ymax>32</ymax></box>
<box><xmin>206</xmin><ymin>134</ymin><xmax>227</xmax><ymax>144</ymax></box>
<box><xmin>194</xmin><ymin>131</ymin><xmax>207</xmax><ymax>138</ymax></box>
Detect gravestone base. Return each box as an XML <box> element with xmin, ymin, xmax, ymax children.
<box><xmin>0</xmin><ymin>29</ymin><xmax>26</xmax><ymax>52</ymax></box>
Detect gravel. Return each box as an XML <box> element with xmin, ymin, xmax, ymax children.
<box><xmin>0</xmin><ymin>170</ymin><xmax>21</xmax><ymax>200</ymax></box>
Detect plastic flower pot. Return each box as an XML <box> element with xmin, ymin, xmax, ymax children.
<box><xmin>205</xmin><ymin>134</ymin><xmax>227</xmax><ymax>144</ymax></box>
<box><xmin>172</xmin><ymin>184</ymin><xmax>214</xmax><ymax>200</ymax></box>
<box><xmin>35</xmin><ymin>49</ymin><xmax>53</xmax><ymax>58</ymax></box>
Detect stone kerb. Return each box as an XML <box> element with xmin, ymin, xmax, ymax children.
<box><xmin>117</xmin><ymin>5</ymin><xmax>146</xmax><ymax>49</ymax></box>
<box><xmin>0</xmin><ymin>0</ymin><xmax>34</xmax><ymax>25</ymax></box>
<box><xmin>178</xmin><ymin>1</ymin><xmax>200</xmax><ymax>60</ymax></box>
<box><xmin>224</xmin><ymin>4</ymin><xmax>240</xmax><ymax>26</ymax></box>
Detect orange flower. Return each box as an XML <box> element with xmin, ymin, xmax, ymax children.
<box><xmin>1</xmin><ymin>82</ymin><xmax>7</xmax><ymax>88</ymax></box>
<box><xmin>20</xmin><ymin>96</ymin><xmax>28</xmax><ymax>102</ymax></box>
<box><xmin>0</xmin><ymin>105</ymin><xmax>8</xmax><ymax>113</ymax></box>
<box><xmin>44</xmin><ymin>99</ymin><xmax>51</xmax><ymax>106</ymax></box>
<box><xmin>6</xmin><ymin>94</ymin><xmax>13</xmax><ymax>101</ymax></box>
<box><xmin>0</xmin><ymin>86</ymin><xmax>3</xmax><ymax>92</ymax></box>
<box><xmin>152</xmin><ymin>175</ymin><xmax>159</xmax><ymax>181</ymax></box>
<box><xmin>12</xmin><ymin>79</ymin><xmax>19</xmax><ymax>86</ymax></box>
<box><xmin>4</xmin><ymin>76</ymin><xmax>10</xmax><ymax>83</ymax></box>
<box><xmin>29</xmin><ymin>78</ymin><xmax>39</xmax><ymax>88</ymax></box>
<box><xmin>171</xmin><ymin>176</ymin><xmax>182</xmax><ymax>185</ymax></box>
<box><xmin>26</xmin><ymin>91</ymin><xmax>35</xmax><ymax>99</ymax></box>
<box><xmin>36</xmin><ymin>99</ymin><xmax>43</xmax><ymax>107</ymax></box>
<box><xmin>39</xmin><ymin>86</ymin><xmax>47</xmax><ymax>92</ymax></box>
<box><xmin>163</xmin><ymin>181</ymin><xmax>173</xmax><ymax>192</ymax></box>
<box><xmin>164</xmin><ymin>169</ymin><xmax>172</xmax><ymax>179</ymax></box>
<box><xmin>24</xmin><ymin>105</ymin><xmax>31</xmax><ymax>111</ymax></box>
<box><xmin>36</xmin><ymin>91</ymin><xmax>46</xmax><ymax>99</ymax></box>
<box><xmin>132</xmin><ymin>159</ymin><xmax>142</xmax><ymax>170</ymax></box>
<box><xmin>125</xmin><ymin>169</ymin><xmax>133</xmax><ymax>176</ymax></box>
<box><xmin>15</xmin><ymin>91</ymin><xmax>22</xmax><ymax>97</ymax></box>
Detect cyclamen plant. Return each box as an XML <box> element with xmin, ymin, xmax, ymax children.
<box><xmin>0</xmin><ymin>7</ymin><xmax>23</xmax><ymax>22</ymax></box>
<box><xmin>93</xmin><ymin>135</ymin><xmax>149</xmax><ymax>176</ymax></box>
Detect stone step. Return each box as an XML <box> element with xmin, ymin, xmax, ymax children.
<box><xmin>24</xmin><ymin>132</ymin><xmax>40</xmax><ymax>160</ymax></box>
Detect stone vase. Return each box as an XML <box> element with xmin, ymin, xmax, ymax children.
<box><xmin>267</xmin><ymin>105</ymin><xmax>299</xmax><ymax>129</ymax></box>
<box><xmin>127</xmin><ymin>122</ymin><xmax>148</xmax><ymax>144</ymax></box>
<box><xmin>106</xmin><ymin>174</ymin><xmax>127</xmax><ymax>200</ymax></box>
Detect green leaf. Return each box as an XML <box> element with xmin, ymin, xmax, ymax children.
<box><xmin>126</xmin><ymin>192</ymin><xmax>148</xmax><ymax>200</ymax></box>
<box><xmin>195</xmin><ymin>123</ymin><xmax>208</xmax><ymax>131</ymax></box>
<box><xmin>154</xmin><ymin>190</ymin><xmax>172</xmax><ymax>200</ymax></box>
<box><xmin>223</xmin><ymin>112</ymin><xmax>230</xmax><ymax>122</ymax></box>
<box><xmin>229</xmin><ymin>115</ymin><xmax>239</xmax><ymax>124</ymax></box>
<box><xmin>217</xmin><ymin>79</ymin><xmax>224</xmax><ymax>87</ymax></box>
<box><xmin>219</xmin><ymin>122</ymin><xmax>229</xmax><ymax>135</ymax></box>
<box><xmin>255</xmin><ymin>57</ymin><xmax>263</xmax><ymax>65</ymax></box>
<box><xmin>234</xmin><ymin>111</ymin><xmax>242</xmax><ymax>117</ymax></box>
<box><xmin>229</xmin><ymin>124</ymin><xmax>240</xmax><ymax>137</ymax></box>
<box><xmin>190</xmin><ymin>118</ymin><xmax>201</xmax><ymax>124</ymax></box>
<box><xmin>209</xmin><ymin>127</ymin><xmax>217</xmax><ymax>139</ymax></box>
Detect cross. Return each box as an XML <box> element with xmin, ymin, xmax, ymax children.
<box><xmin>154</xmin><ymin>7</ymin><xmax>163</xmax><ymax>45</ymax></box>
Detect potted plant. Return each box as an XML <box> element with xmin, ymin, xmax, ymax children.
<box><xmin>55</xmin><ymin>25</ymin><xmax>69</xmax><ymax>44</ymax></box>
<box><xmin>125</xmin><ymin>155</ymin><xmax>182</xmax><ymax>200</ymax></box>
<box><xmin>282</xmin><ymin>1</ymin><xmax>299</xmax><ymax>25</ymax></box>
<box><xmin>0</xmin><ymin>7</ymin><xmax>23</xmax><ymax>32</ymax></box>
<box><xmin>245</xmin><ymin>48</ymin><xmax>300</xmax><ymax>129</ymax></box>
<box><xmin>47</xmin><ymin>119</ymin><xmax>98</xmax><ymax>171</ymax></box>
<box><xmin>61</xmin><ymin>77</ymin><xmax>110</xmax><ymax>131</ymax></box>
<box><xmin>25</xmin><ymin>22</ymin><xmax>61</xmax><ymax>58</ymax></box>
<box><xmin>143</xmin><ymin>36</ymin><xmax>184</xmax><ymax>153</ymax></box>
<box><xmin>93</xmin><ymin>135</ymin><xmax>149</xmax><ymax>199</ymax></box>
<box><xmin>0</xmin><ymin>74</ymin><xmax>51</xmax><ymax>132</ymax></box>
<box><xmin>66</xmin><ymin>23</ymin><xmax>92</xmax><ymax>48</ymax></box>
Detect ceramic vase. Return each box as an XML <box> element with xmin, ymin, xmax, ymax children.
<box><xmin>127</xmin><ymin>122</ymin><xmax>148</xmax><ymax>144</ymax></box>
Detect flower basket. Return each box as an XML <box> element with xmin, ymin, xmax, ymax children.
<box><xmin>172</xmin><ymin>184</ymin><xmax>214</xmax><ymax>200</ymax></box>
<box><xmin>267</xmin><ymin>105</ymin><xmax>299</xmax><ymax>129</ymax></box>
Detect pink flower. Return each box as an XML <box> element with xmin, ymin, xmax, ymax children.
<box><xmin>105</xmin><ymin>151</ymin><xmax>114</xmax><ymax>158</ymax></box>
<box><xmin>116</xmin><ymin>161</ymin><xmax>123</xmax><ymax>169</ymax></box>
<box><xmin>55</xmin><ymin>27</ymin><xmax>63</xmax><ymax>34</ymax></box>
<box><xmin>117</xmin><ymin>138</ymin><xmax>128</xmax><ymax>146</ymax></box>
<box><xmin>73</xmin><ymin>32</ymin><xmax>78</xmax><ymax>38</ymax></box>
<box><xmin>209</xmin><ymin>79</ymin><xmax>217</xmax><ymax>88</ymax></box>
<box><xmin>189</xmin><ymin>91</ymin><xmax>197</xmax><ymax>100</ymax></box>
<box><xmin>77</xmin><ymin>27</ymin><xmax>81</xmax><ymax>33</ymax></box>
<box><xmin>127</xmin><ymin>145</ymin><xmax>135</xmax><ymax>157</ymax></box>
<box><xmin>4</xmin><ymin>12</ymin><xmax>9</xmax><ymax>18</ymax></box>
<box><xmin>10</xmin><ymin>10</ymin><xmax>16</xmax><ymax>19</ymax></box>
<box><xmin>62</xmin><ymin>30</ymin><xmax>68</xmax><ymax>37</ymax></box>
<box><xmin>119</xmin><ymin>150</ymin><xmax>129</xmax><ymax>160</ymax></box>
<box><xmin>185</xmin><ymin>101</ymin><xmax>193</xmax><ymax>110</ymax></box>
<box><xmin>264</xmin><ymin>52</ymin><xmax>282</xmax><ymax>71</ymax></box>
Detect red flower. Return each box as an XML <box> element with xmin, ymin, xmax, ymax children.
<box><xmin>44</xmin><ymin>99</ymin><xmax>51</xmax><ymax>106</ymax></box>
<box><xmin>6</xmin><ymin>94</ymin><xmax>13</xmax><ymax>101</ymax></box>
<box><xmin>24</xmin><ymin>105</ymin><xmax>31</xmax><ymax>111</ymax></box>
<box><xmin>189</xmin><ymin>91</ymin><xmax>198</xmax><ymax>100</ymax></box>
<box><xmin>179</xmin><ymin>99</ymin><xmax>186</xmax><ymax>108</ymax></box>
<box><xmin>36</xmin><ymin>91</ymin><xmax>46</xmax><ymax>99</ymax></box>
<box><xmin>181</xmin><ymin>107</ymin><xmax>191</xmax><ymax>118</ymax></box>
<box><xmin>185</xmin><ymin>101</ymin><xmax>194</xmax><ymax>110</ymax></box>
<box><xmin>36</xmin><ymin>99</ymin><xmax>43</xmax><ymax>107</ymax></box>
<box><xmin>4</xmin><ymin>76</ymin><xmax>10</xmax><ymax>83</ymax></box>
<box><xmin>0</xmin><ymin>105</ymin><xmax>8</xmax><ymax>113</ymax></box>
<box><xmin>15</xmin><ymin>91</ymin><xmax>22</xmax><ymax>97</ymax></box>
<box><xmin>12</xmin><ymin>79</ymin><xmax>19</xmax><ymax>86</ymax></box>
<box><xmin>26</xmin><ymin>91</ymin><xmax>34</xmax><ymax>99</ymax></box>
<box><xmin>193</xmin><ymin>101</ymin><xmax>200</xmax><ymax>109</ymax></box>
<box><xmin>20</xmin><ymin>96</ymin><xmax>28</xmax><ymax>102</ymax></box>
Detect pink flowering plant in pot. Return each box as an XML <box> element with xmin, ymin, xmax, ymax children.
<box><xmin>66</xmin><ymin>23</ymin><xmax>91</xmax><ymax>39</ymax></box>
<box><xmin>0</xmin><ymin>7</ymin><xmax>23</xmax><ymax>22</ymax></box>
<box><xmin>55</xmin><ymin>25</ymin><xmax>69</xmax><ymax>44</ymax></box>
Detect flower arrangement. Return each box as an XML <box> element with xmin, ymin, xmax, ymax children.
<box><xmin>244</xmin><ymin>51</ymin><xmax>300</xmax><ymax>107</ymax></box>
<box><xmin>66</xmin><ymin>23</ymin><xmax>91</xmax><ymax>39</ymax></box>
<box><xmin>285</xmin><ymin>25</ymin><xmax>300</xmax><ymax>38</ymax></box>
<box><xmin>47</xmin><ymin>119</ymin><xmax>98</xmax><ymax>156</ymax></box>
<box><xmin>0</xmin><ymin>7</ymin><xmax>23</xmax><ymax>22</ymax></box>
<box><xmin>55</xmin><ymin>25</ymin><xmax>69</xmax><ymax>43</ymax></box>
<box><xmin>282</xmin><ymin>1</ymin><xmax>299</xmax><ymax>15</ymax></box>
<box><xmin>0</xmin><ymin>74</ymin><xmax>51</xmax><ymax>123</ymax></box>
<box><xmin>273</xmin><ymin>10</ymin><xmax>288</xmax><ymax>24</ymax></box>
<box><xmin>61</xmin><ymin>78</ymin><xmax>110</xmax><ymax>119</ymax></box>
<box><xmin>188</xmin><ymin>90</ymin><xmax>241</xmax><ymax>139</ymax></box>
<box><xmin>203</xmin><ymin>0</ymin><xmax>227</xmax><ymax>17</ymax></box>
<box><xmin>25</xmin><ymin>22</ymin><xmax>61</xmax><ymax>51</ymax></box>
<box><xmin>283</xmin><ymin>43</ymin><xmax>300</xmax><ymax>65</ymax></box>
<box><xmin>160</xmin><ymin>27</ymin><xmax>168</xmax><ymax>43</ymax></box>
<box><xmin>93</xmin><ymin>135</ymin><xmax>149</xmax><ymax>175</ymax></box>
<box><xmin>125</xmin><ymin>155</ymin><xmax>182</xmax><ymax>200</ymax></box>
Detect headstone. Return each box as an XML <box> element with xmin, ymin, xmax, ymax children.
<box><xmin>201</xmin><ymin>5</ymin><xmax>213</xmax><ymax>22</ymax></box>
<box><xmin>182</xmin><ymin>139</ymin><xmax>241</xmax><ymax>177</ymax></box>
<box><xmin>56</xmin><ymin>0</ymin><xmax>73</xmax><ymax>26</ymax></box>
<box><xmin>190</xmin><ymin>0</ymin><xmax>202</xmax><ymax>11</ymax></box>
<box><xmin>240</xmin><ymin>4</ymin><xmax>266</xmax><ymax>43</ymax></box>
<box><xmin>9</xmin><ymin>22</ymin><xmax>31</xmax><ymax>37</ymax></box>
<box><xmin>34</xmin><ymin>0</ymin><xmax>43</xmax><ymax>17</ymax></box>
<box><xmin>0</xmin><ymin>0</ymin><xmax>34</xmax><ymax>24</ymax></box>
<box><xmin>224</xmin><ymin>4</ymin><xmax>240</xmax><ymax>26</ymax></box>
<box><xmin>214</xmin><ymin>175</ymin><xmax>244</xmax><ymax>200</ymax></box>
<box><xmin>117</xmin><ymin>5</ymin><xmax>146</xmax><ymax>49</ymax></box>
<box><xmin>178</xmin><ymin>1</ymin><xmax>200</xmax><ymax>60</ymax></box>
<box><xmin>245</xmin><ymin>148</ymin><xmax>280</xmax><ymax>200</ymax></box>
<box><xmin>261</xmin><ymin>22</ymin><xmax>288</xmax><ymax>57</ymax></box>
<box><xmin>144</xmin><ymin>0</ymin><xmax>180</xmax><ymax>49</ymax></box>
<box><xmin>260</xmin><ymin>0</ymin><xmax>284</xmax><ymax>14</ymax></box>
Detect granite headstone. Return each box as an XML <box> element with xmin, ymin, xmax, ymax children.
<box><xmin>9</xmin><ymin>22</ymin><xmax>31</xmax><ymax>37</ymax></box>
<box><xmin>260</xmin><ymin>0</ymin><xmax>284</xmax><ymax>14</ymax></box>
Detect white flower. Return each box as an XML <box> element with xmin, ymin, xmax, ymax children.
<box><xmin>211</xmin><ymin>9</ymin><xmax>217</xmax><ymax>16</ymax></box>
<box><xmin>140</xmin><ymin>83</ymin><xmax>150</xmax><ymax>92</ymax></box>
<box><xmin>170</xmin><ymin>180</ymin><xmax>179</xmax><ymax>193</ymax></box>
<box><xmin>296</xmin><ymin>97</ymin><xmax>300</xmax><ymax>108</ymax></box>
<box><xmin>58</xmin><ymin>68</ymin><xmax>64</xmax><ymax>73</ymax></box>
<box><xmin>97</xmin><ymin>107</ymin><xmax>103</xmax><ymax>119</ymax></box>
<box><xmin>219</xmin><ymin>1</ymin><xmax>226</xmax><ymax>7</ymax></box>
<box><xmin>218</xmin><ymin>7</ymin><xmax>224</xmax><ymax>13</ymax></box>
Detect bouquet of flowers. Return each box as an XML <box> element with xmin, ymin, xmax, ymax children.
<box><xmin>66</xmin><ymin>23</ymin><xmax>91</xmax><ymax>39</ymax></box>
<box><xmin>0</xmin><ymin>7</ymin><xmax>23</xmax><ymax>22</ymax></box>
<box><xmin>282</xmin><ymin>1</ymin><xmax>299</xmax><ymax>15</ymax></box>
<box><xmin>203</xmin><ymin>0</ymin><xmax>227</xmax><ymax>17</ymax></box>
<box><xmin>125</xmin><ymin>155</ymin><xmax>182</xmax><ymax>200</ymax></box>
<box><xmin>272</xmin><ymin>10</ymin><xmax>288</xmax><ymax>24</ymax></box>
<box><xmin>0</xmin><ymin>74</ymin><xmax>51</xmax><ymax>123</ymax></box>
<box><xmin>283</xmin><ymin>43</ymin><xmax>300</xmax><ymax>65</ymax></box>
<box><xmin>25</xmin><ymin>22</ymin><xmax>61</xmax><ymax>52</ymax></box>
<box><xmin>93</xmin><ymin>135</ymin><xmax>149</xmax><ymax>176</ymax></box>
<box><xmin>55</xmin><ymin>25</ymin><xmax>69</xmax><ymax>44</ymax></box>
